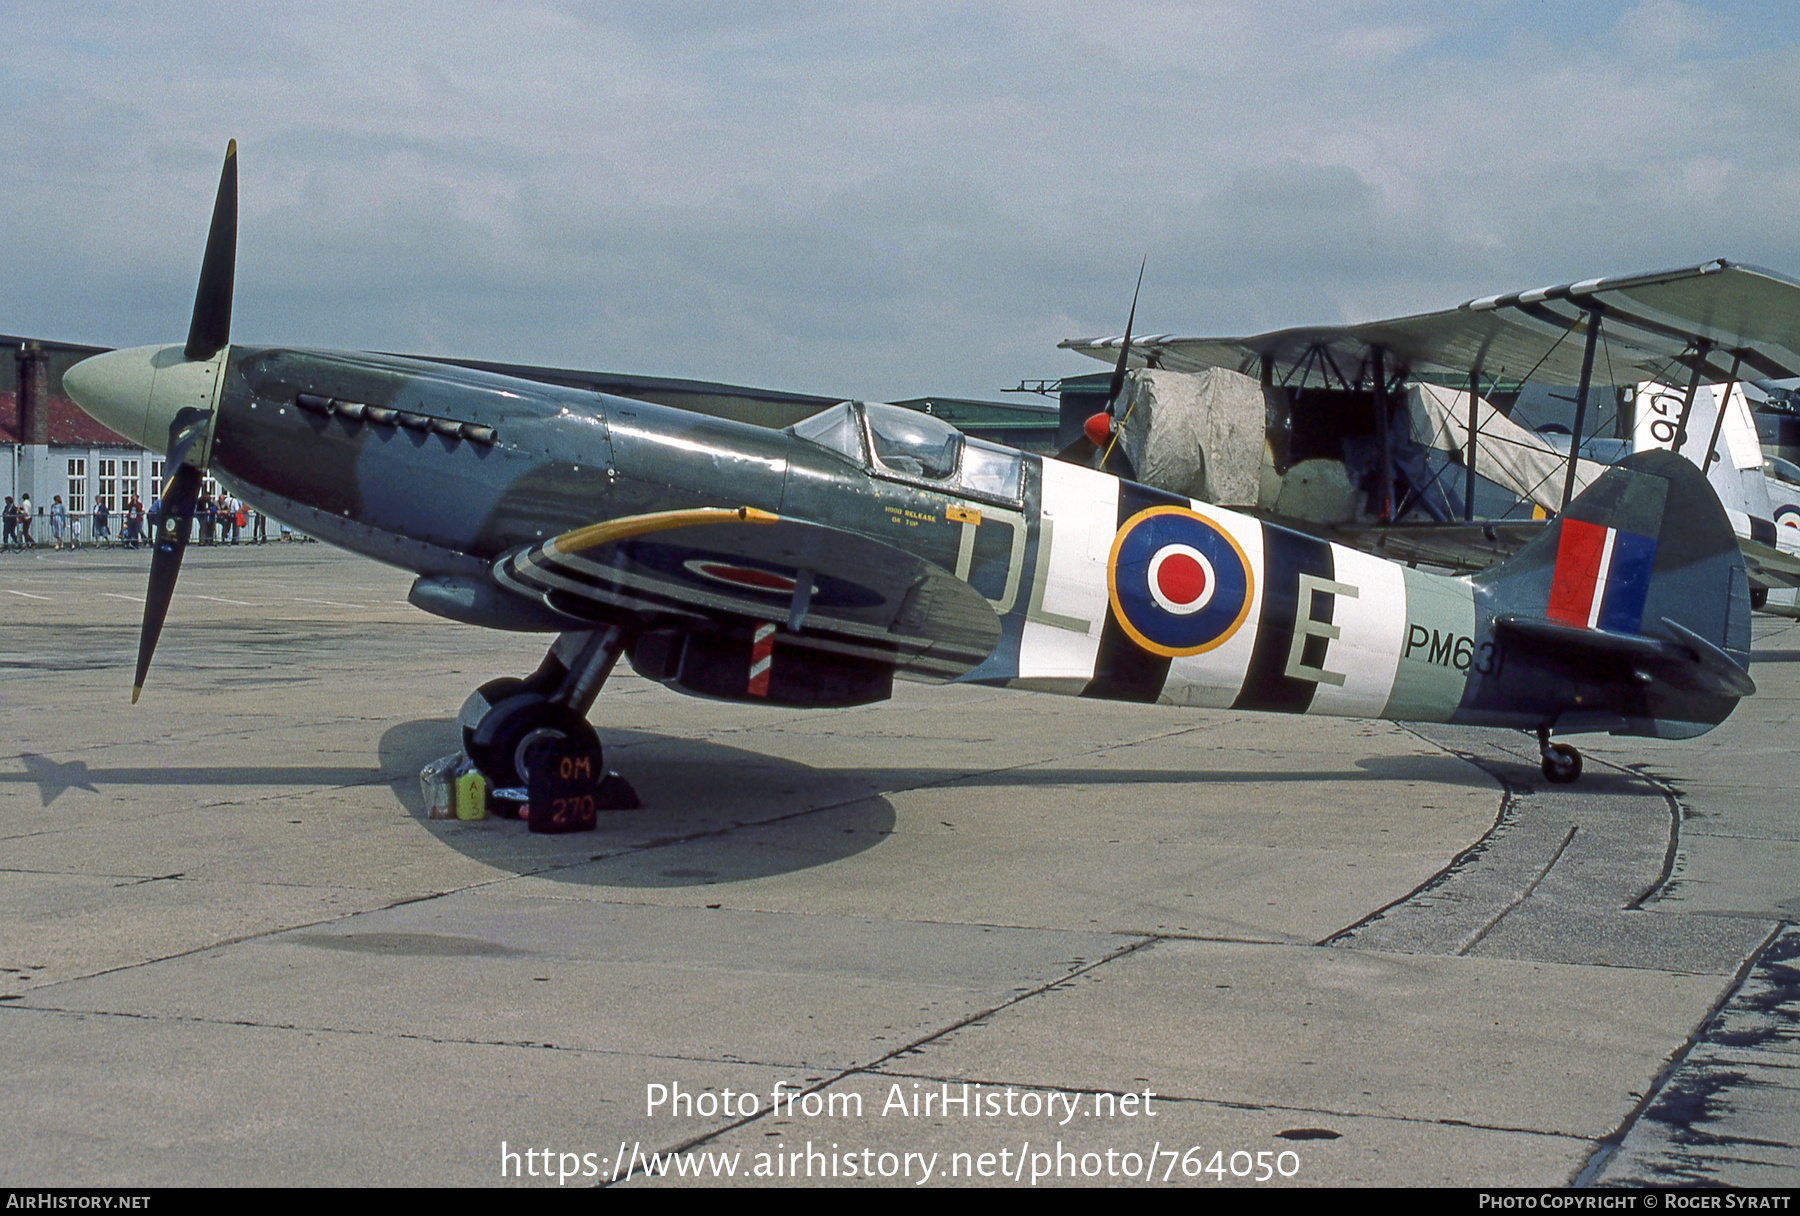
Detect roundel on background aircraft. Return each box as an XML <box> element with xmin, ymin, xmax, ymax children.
<box><xmin>1107</xmin><ymin>506</ymin><xmax>1255</xmax><ymax>657</ymax></box>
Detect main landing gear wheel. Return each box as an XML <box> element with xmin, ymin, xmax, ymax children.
<box><xmin>457</xmin><ymin>649</ymin><xmax>572</xmax><ymax>758</ymax></box>
<box><xmin>466</xmin><ymin>693</ymin><xmax>602</xmax><ymax>791</ymax></box>
<box><xmin>1537</xmin><ymin>728</ymin><xmax>1583</xmax><ymax>784</ymax></box>
<box><xmin>458</xmin><ymin>677</ymin><xmax>529</xmax><ymax>759</ymax></box>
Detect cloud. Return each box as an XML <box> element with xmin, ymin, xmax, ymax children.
<box><xmin>1614</xmin><ymin>0</ymin><xmax>1729</xmax><ymax>59</ymax></box>
<box><xmin>2</xmin><ymin>2</ymin><xmax>1798</xmax><ymax>400</ymax></box>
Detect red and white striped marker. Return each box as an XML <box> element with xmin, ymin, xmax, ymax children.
<box><xmin>748</xmin><ymin>623</ymin><xmax>776</xmax><ymax>697</ymax></box>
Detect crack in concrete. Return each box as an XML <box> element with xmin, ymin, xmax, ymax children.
<box><xmin>853</xmin><ymin>1066</ymin><xmax>1598</xmax><ymax>1142</ymax></box>
<box><xmin>1456</xmin><ymin>825</ymin><xmax>1578</xmax><ymax>956</ymax></box>
<box><xmin>0</xmin><ymin>1000</ymin><xmax>940</xmax><ymax>1073</ymax></box>
<box><xmin>1574</xmin><ymin>920</ymin><xmax>1787</xmax><ymax>1186</ymax></box>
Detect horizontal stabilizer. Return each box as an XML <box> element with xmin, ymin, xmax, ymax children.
<box><xmin>1494</xmin><ymin>614</ymin><xmax>1755</xmax><ymax>699</ymax></box>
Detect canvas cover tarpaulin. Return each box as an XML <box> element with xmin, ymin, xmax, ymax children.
<box><xmin>1117</xmin><ymin>367</ymin><xmax>1269</xmax><ymax>506</ymax></box>
<box><xmin>1407</xmin><ymin>383</ymin><xmax>1605</xmax><ymax>513</ymax></box>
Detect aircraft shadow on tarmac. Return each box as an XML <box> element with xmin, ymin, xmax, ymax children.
<box><xmin>5</xmin><ymin>720</ymin><xmax>1610</xmax><ymax>889</ymax></box>
<box><xmin>370</xmin><ymin>718</ymin><xmax>1519</xmax><ymax>889</ymax></box>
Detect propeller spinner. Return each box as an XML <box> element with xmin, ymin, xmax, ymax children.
<box><xmin>62</xmin><ymin>140</ymin><xmax>237</xmax><ymax>702</ymax></box>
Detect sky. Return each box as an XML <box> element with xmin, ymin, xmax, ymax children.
<box><xmin>4</xmin><ymin>1</ymin><xmax>1799</xmax><ymax>402</ymax></box>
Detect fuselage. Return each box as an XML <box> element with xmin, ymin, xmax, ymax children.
<box><xmin>71</xmin><ymin>343</ymin><xmax>1747</xmax><ymax>741</ymax></box>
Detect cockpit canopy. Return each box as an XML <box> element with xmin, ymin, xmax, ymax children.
<box><xmin>789</xmin><ymin>401</ymin><xmax>1023</xmax><ymax>503</ymax></box>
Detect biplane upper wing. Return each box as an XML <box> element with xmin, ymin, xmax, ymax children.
<box><xmin>1062</xmin><ymin>260</ymin><xmax>1800</xmax><ymax>386</ymax></box>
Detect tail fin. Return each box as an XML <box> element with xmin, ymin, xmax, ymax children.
<box><xmin>1633</xmin><ymin>380</ymin><xmax>1774</xmax><ymax>520</ymax></box>
<box><xmin>1475</xmin><ymin>449</ymin><xmax>1753</xmax><ymax>730</ymax></box>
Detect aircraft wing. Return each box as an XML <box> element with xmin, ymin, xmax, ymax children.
<box><xmin>1733</xmin><ymin>515</ymin><xmax>1800</xmax><ymax>591</ymax></box>
<box><xmin>392</xmin><ymin>355</ymin><xmax>840</xmax><ymax>430</ymax></box>
<box><xmin>492</xmin><ymin>506</ymin><xmax>1001</xmax><ymax>681</ymax></box>
<box><xmin>1062</xmin><ymin>260</ymin><xmax>1800</xmax><ymax>386</ymax></box>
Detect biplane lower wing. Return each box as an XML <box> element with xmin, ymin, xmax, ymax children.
<box><xmin>1322</xmin><ymin>519</ymin><xmax>1548</xmax><ymax>575</ymax></box>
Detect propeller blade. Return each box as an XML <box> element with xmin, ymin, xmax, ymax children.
<box><xmin>165</xmin><ymin>406</ymin><xmax>214</xmax><ymax>471</ymax></box>
<box><xmin>1104</xmin><ymin>257</ymin><xmax>1146</xmax><ymax>414</ymax></box>
<box><xmin>184</xmin><ymin>140</ymin><xmax>238</xmax><ymax>361</ymax></box>
<box><xmin>132</xmin><ymin>410</ymin><xmax>213</xmax><ymax>703</ymax></box>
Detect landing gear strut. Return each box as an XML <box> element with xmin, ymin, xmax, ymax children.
<box><xmin>459</xmin><ymin>627</ymin><xmax>623</xmax><ymax>791</ymax></box>
<box><xmin>1537</xmin><ymin>726</ymin><xmax>1582</xmax><ymax>784</ymax></box>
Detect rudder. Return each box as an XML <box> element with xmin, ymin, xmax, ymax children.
<box><xmin>1473</xmin><ymin>449</ymin><xmax>1752</xmax><ymax>737</ymax></box>
<box><xmin>1480</xmin><ymin>449</ymin><xmax>1748</xmax><ymax>655</ymax></box>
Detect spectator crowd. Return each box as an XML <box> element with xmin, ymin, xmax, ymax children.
<box><xmin>2</xmin><ymin>489</ymin><xmax>293</xmax><ymax>551</ymax></box>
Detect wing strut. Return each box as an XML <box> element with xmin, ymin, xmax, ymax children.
<box><xmin>1561</xmin><ymin>311</ymin><xmax>1603</xmax><ymax>512</ymax></box>
<box><xmin>1701</xmin><ymin>352</ymin><xmax>1744</xmax><ymax>476</ymax></box>
<box><xmin>1372</xmin><ymin>345</ymin><xmax>1394</xmax><ymax>521</ymax></box>
<box><xmin>1671</xmin><ymin>339</ymin><xmax>1713</xmax><ymax>454</ymax></box>
<box><xmin>1464</xmin><ymin>366</ymin><xmax>1481</xmax><ymax>522</ymax></box>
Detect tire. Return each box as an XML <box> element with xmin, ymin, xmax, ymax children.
<box><xmin>466</xmin><ymin>692</ymin><xmax>602</xmax><ymax>790</ymax></box>
<box><xmin>457</xmin><ymin>656</ymin><xmax>574</xmax><ymax>757</ymax></box>
<box><xmin>458</xmin><ymin>677</ymin><xmax>532</xmax><ymax>758</ymax></box>
<box><xmin>1541</xmin><ymin>742</ymin><xmax>1582</xmax><ymax>784</ymax></box>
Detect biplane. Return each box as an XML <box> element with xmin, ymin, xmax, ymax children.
<box><xmin>1060</xmin><ymin>259</ymin><xmax>1800</xmax><ymax>607</ymax></box>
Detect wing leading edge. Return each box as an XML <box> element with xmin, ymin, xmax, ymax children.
<box><xmin>492</xmin><ymin>507</ymin><xmax>1002</xmax><ymax>682</ymax></box>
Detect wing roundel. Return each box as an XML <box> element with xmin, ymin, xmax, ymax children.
<box><xmin>493</xmin><ymin>507</ymin><xmax>1001</xmax><ymax>681</ymax></box>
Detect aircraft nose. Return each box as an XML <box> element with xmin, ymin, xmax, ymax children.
<box><xmin>63</xmin><ymin>343</ymin><xmax>219</xmax><ymax>454</ymax></box>
<box><xmin>64</xmin><ymin>346</ymin><xmax>160</xmax><ymax>451</ymax></box>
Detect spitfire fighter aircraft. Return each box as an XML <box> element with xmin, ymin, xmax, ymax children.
<box><xmin>62</xmin><ymin>145</ymin><xmax>1756</xmax><ymax>797</ymax></box>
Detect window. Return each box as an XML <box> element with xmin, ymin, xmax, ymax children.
<box><xmin>97</xmin><ymin>458</ymin><xmax>117</xmax><ymax>512</ymax></box>
<box><xmin>864</xmin><ymin>403</ymin><xmax>961</xmax><ymax>481</ymax></box>
<box><xmin>66</xmin><ymin>458</ymin><xmax>86</xmax><ymax>514</ymax></box>
<box><xmin>121</xmin><ymin>459</ymin><xmax>140</xmax><ymax>503</ymax></box>
<box><xmin>789</xmin><ymin>403</ymin><xmax>865</xmax><ymax>463</ymax></box>
<box><xmin>149</xmin><ymin>460</ymin><xmax>165</xmax><ymax>499</ymax></box>
<box><xmin>790</xmin><ymin>401</ymin><xmax>1024</xmax><ymax>503</ymax></box>
<box><xmin>961</xmin><ymin>437</ymin><xmax>1023</xmax><ymax>501</ymax></box>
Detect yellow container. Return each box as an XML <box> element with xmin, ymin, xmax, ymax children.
<box><xmin>454</xmin><ymin>767</ymin><xmax>487</xmax><ymax>820</ymax></box>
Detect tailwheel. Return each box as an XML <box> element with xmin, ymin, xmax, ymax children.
<box><xmin>466</xmin><ymin>692</ymin><xmax>602</xmax><ymax>792</ymax></box>
<box><xmin>1537</xmin><ymin>728</ymin><xmax>1582</xmax><ymax>784</ymax></box>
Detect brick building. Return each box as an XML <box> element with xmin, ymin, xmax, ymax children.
<box><xmin>0</xmin><ymin>339</ymin><xmax>169</xmax><ymax>527</ymax></box>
